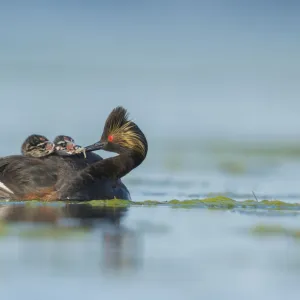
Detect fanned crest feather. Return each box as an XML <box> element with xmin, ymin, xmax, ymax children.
<box><xmin>101</xmin><ymin>106</ymin><xmax>147</xmax><ymax>156</ymax></box>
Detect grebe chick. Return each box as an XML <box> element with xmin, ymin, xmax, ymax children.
<box><xmin>53</xmin><ymin>135</ymin><xmax>85</xmax><ymax>156</ymax></box>
<box><xmin>21</xmin><ymin>134</ymin><xmax>55</xmax><ymax>158</ymax></box>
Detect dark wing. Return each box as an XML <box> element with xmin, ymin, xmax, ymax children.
<box><xmin>0</xmin><ymin>155</ymin><xmax>22</xmax><ymax>199</ymax></box>
<box><xmin>0</xmin><ymin>155</ymin><xmax>59</xmax><ymax>200</ymax></box>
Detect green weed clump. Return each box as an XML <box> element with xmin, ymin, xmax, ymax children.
<box><xmin>3</xmin><ymin>197</ymin><xmax>300</xmax><ymax>211</ymax></box>
<box><xmin>251</xmin><ymin>224</ymin><xmax>300</xmax><ymax>239</ymax></box>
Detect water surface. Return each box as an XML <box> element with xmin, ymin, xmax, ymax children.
<box><xmin>1</xmin><ymin>201</ymin><xmax>300</xmax><ymax>300</ymax></box>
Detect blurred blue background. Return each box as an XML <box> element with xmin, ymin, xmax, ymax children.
<box><xmin>1</xmin><ymin>0</ymin><xmax>300</xmax><ymax>152</ymax></box>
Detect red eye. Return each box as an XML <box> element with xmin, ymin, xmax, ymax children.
<box><xmin>108</xmin><ymin>135</ymin><xmax>114</xmax><ymax>142</ymax></box>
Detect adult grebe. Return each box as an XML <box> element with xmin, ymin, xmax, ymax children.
<box><xmin>0</xmin><ymin>106</ymin><xmax>144</xmax><ymax>201</ymax></box>
<box><xmin>57</xmin><ymin>106</ymin><xmax>148</xmax><ymax>200</ymax></box>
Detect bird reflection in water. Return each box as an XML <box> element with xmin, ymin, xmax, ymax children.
<box><xmin>0</xmin><ymin>203</ymin><xmax>142</xmax><ymax>273</ymax></box>
<box><xmin>102</xmin><ymin>226</ymin><xmax>142</xmax><ymax>272</ymax></box>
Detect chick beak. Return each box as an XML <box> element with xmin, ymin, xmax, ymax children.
<box><xmin>73</xmin><ymin>144</ymin><xmax>87</xmax><ymax>158</ymax></box>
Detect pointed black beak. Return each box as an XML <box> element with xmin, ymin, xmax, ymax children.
<box><xmin>84</xmin><ymin>141</ymin><xmax>106</xmax><ymax>152</ymax></box>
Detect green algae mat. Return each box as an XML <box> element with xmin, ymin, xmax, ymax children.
<box><xmin>5</xmin><ymin>196</ymin><xmax>300</xmax><ymax>211</ymax></box>
<box><xmin>250</xmin><ymin>224</ymin><xmax>300</xmax><ymax>239</ymax></box>
<box><xmin>79</xmin><ymin>196</ymin><xmax>300</xmax><ymax>210</ymax></box>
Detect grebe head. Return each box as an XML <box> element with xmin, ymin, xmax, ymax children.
<box><xmin>84</xmin><ymin>106</ymin><xmax>148</xmax><ymax>157</ymax></box>
<box><xmin>53</xmin><ymin>135</ymin><xmax>84</xmax><ymax>155</ymax></box>
<box><xmin>21</xmin><ymin>134</ymin><xmax>55</xmax><ymax>157</ymax></box>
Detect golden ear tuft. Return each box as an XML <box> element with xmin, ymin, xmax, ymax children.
<box><xmin>102</xmin><ymin>106</ymin><xmax>130</xmax><ymax>137</ymax></box>
<box><xmin>101</xmin><ymin>106</ymin><xmax>148</xmax><ymax>157</ymax></box>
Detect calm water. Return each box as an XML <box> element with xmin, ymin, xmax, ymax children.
<box><xmin>1</xmin><ymin>201</ymin><xmax>300</xmax><ymax>300</ymax></box>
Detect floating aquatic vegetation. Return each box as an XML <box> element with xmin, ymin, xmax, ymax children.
<box><xmin>80</xmin><ymin>197</ymin><xmax>300</xmax><ymax>211</ymax></box>
<box><xmin>251</xmin><ymin>224</ymin><xmax>300</xmax><ymax>239</ymax></box>
<box><xmin>2</xmin><ymin>197</ymin><xmax>300</xmax><ymax>211</ymax></box>
<box><xmin>83</xmin><ymin>199</ymin><xmax>131</xmax><ymax>207</ymax></box>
